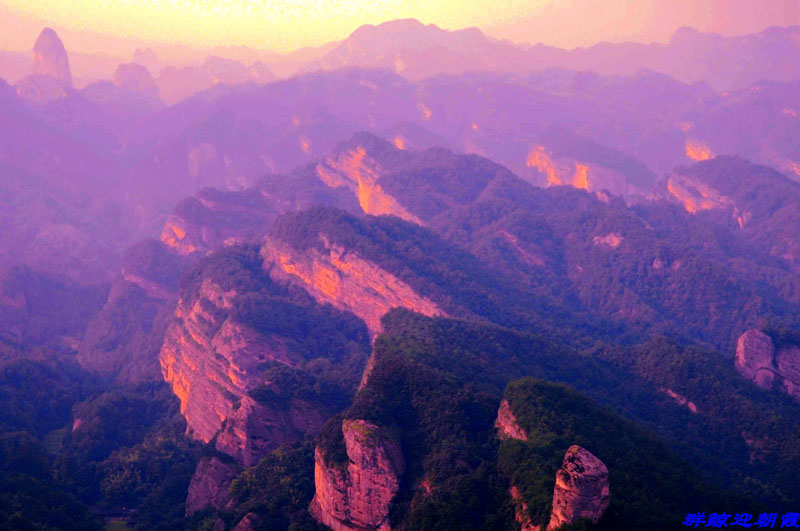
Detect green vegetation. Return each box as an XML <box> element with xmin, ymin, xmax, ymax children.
<box><xmin>230</xmin><ymin>439</ymin><xmax>328</xmax><ymax>530</ymax></box>
<box><xmin>500</xmin><ymin>378</ymin><xmax>740</xmax><ymax>530</ymax></box>
<box><xmin>315</xmin><ymin>310</ymin><xmax>800</xmax><ymax>529</ymax></box>
<box><xmin>0</xmin><ymin>431</ymin><xmax>101</xmax><ymax>530</ymax></box>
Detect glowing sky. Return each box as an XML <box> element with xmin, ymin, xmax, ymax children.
<box><xmin>0</xmin><ymin>0</ymin><xmax>798</xmax><ymax>56</ymax></box>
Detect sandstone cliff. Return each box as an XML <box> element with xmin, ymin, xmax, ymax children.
<box><xmin>215</xmin><ymin>395</ymin><xmax>327</xmax><ymax>468</ymax></box>
<box><xmin>185</xmin><ymin>456</ymin><xmax>240</xmax><ymax>516</ymax></box>
<box><xmin>310</xmin><ymin>419</ymin><xmax>404</xmax><ymax>530</ymax></box>
<box><xmin>262</xmin><ymin>235</ymin><xmax>445</xmax><ymax>337</ymax></box>
<box><xmin>735</xmin><ymin>329</ymin><xmax>800</xmax><ymax>402</ymax></box>
<box><xmin>160</xmin><ymin>246</ymin><xmax>370</xmax><ymax>515</ymax></box>
<box><xmin>495</xmin><ymin>399</ymin><xmax>528</xmax><ymax>441</ymax></box>
<box><xmin>316</xmin><ymin>144</ymin><xmax>423</xmax><ymax>225</ymax></box>
<box><xmin>547</xmin><ymin>445</ymin><xmax>610</xmax><ymax>530</ymax></box>
<box><xmin>509</xmin><ymin>485</ymin><xmax>541</xmax><ymax>531</ymax></box>
<box><xmin>161</xmin><ymin>271</ymin><xmax>330</xmax><ymax>443</ymax></box>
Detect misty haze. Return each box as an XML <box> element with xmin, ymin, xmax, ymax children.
<box><xmin>1</xmin><ymin>1</ymin><xmax>800</xmax><ymax>530</ymax></box>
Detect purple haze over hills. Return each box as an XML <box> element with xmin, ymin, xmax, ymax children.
<box><xmin>0</xmin><ymin>20</ymin><xmax>799</xmax><ymax>282</ymax></box>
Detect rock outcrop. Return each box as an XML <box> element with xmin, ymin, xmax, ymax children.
<box><xmin>215</xmin><ymin>395</ymin><xmax>327</xmax><ymax>468</ymax></box>
<box><xmin>310</xmin><ymin>419</ymin><xmax>404</xmax><ymax>530</ymax></box>
<box><xmin>510</xmin><ymin>485</ymin><xmax>541</xmax><ymax>531</ymax></box>
<box><xmin>547</xmin><ymin>445</ymin><xmax>610</xmax><ymax>530</ymax></box>
<box><xmin>316</xmin><ymin>145</ymin><xmax>423</xmax><ymax>225</ymax></box>
<box><xmin>32</xmin><ymin>28</ymin><xmax>72</xmax><ymax>86</ymax></box>
<box><xmin>659</xmin><ymin>388</ymin><xmax>699</xmax><ymax>414</ymax></box>
<box><xmin>160</xmin><ymin>278</ymin><xmax>303</xmax><ymax>442</ymax></box>
<box><xmin>495</xmin><ymin>399</ymin><xmax>528</xmax><ymax>441</ymax></box>
<box><xmin>262</xmin><ymin>236</ymin><xmax>445</xmax><ymax>337</ymax></box>
<box><xmin>233</xmin><ymin>512</ymin><xmax>262</xmax><ymax>531</ymax></box>
<box><xmin>735</xmin><ymin>329</ymin><xmax>800</xmax><ymax>401</ymax></box>
<box><xmin>185</xmin><ymin>456</ymin><xmax>240</xmax><ymax>515</ymax></box>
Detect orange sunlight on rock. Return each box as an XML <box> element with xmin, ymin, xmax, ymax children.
<box><xmin>685</xmin><ymin>139</ymin><xmax>713</xmax><ymax>161</ymax></box>
<box><xmin>316</xmin><ymin>147</ymin><xmax>423</xmax><ymax>224</ymax></box>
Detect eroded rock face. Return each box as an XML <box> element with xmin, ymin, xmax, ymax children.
<box><xmin>317</xmin><ymin>145</ymin><xmax>423</xmax><ymax>225</ymax></box>
<box><xmin>215</xmin><ymin>395</ymin><xmax>327</xmax><ymax>468</ymax></box>
<box><xmin>665</xmin><ymin>173</ymin><xmax>734</xmax><ymax>214</ymax></box>
<box><xmin>736</xmin><ymin>329</ymin><xmax>777</xmax><ymax>390</ymax></box>
<box><xmin>32</xmin><ymin>28</ymin><xmax>71</xmax><ymax>85</ymax></box>
<box><xmin>233</xmin><ymin>512</ymin><xmax>262</xmax><ymax>531</ymax></box>
<box><xmin>547</xmin><ymin>445</ymin><xmax>610</xmax><ymax>531</ymax></box>
<box><xmin>735</xmin><ymin>329</ymin><xmax>800</xmax><ymax>402</ymax></box>
<box><xmin>776</xmin><ymin>345</ymin><xmax>800</xmax><ymax>400</ymax></box>
<box><xmin>495</xmin><ymin>399</ymin><xmax>528</xmax><ymax>441</ymax></box>
<box><xmin>510</xmin><ymin>485</ymin><xmax>541</xmax><ymax>531</ymax></box>
<box><xmin>263</xmin><ymin>236</ymin><xmax>445</xmax><ymax>337</ymax></box>
<box><xmin>310</xmin><ymin>419</ymin><xmax>404</xmax><ymax>530</ymax></box>
<box><xmin>185</xmin><ymin>456</ymin><xmax>239</xmax><ymax>516</ymax></box>
<box><xmin>159</xmin><ymin>279</ymin><xmax>303</xmax><ymax>442</ymax></box>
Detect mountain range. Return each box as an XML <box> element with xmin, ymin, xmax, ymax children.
<box><xmin>2</xmin><ymin>18</ymin><xmax>800</xmax><ymax>531</ymax></box>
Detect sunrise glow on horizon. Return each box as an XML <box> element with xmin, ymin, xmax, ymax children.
<box><xmin>1</xmin><ymin>0</ymin><xmax>798</xmax><ymax>56</ymax></box>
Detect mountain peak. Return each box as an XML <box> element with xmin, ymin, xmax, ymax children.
<box><xmin>32</xmin><ymin>27</ymin><xmax>72</xmax><ymax>86</ymax></box>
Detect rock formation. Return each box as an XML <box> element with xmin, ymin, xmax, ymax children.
<box><xmin>310</xmin><ymin>419</ymin><xmax>404</xmax><ymax>530</ymax></box>
<box><xmin>735</xmin><ymin>329</ymin><xmax>800</xmax><ymax>401</ymax></box>
<box><xmin>509</xmin><ymin>485</ymin><xmax>541</xmax><ymax>531</ymax></box>
<box><xmin>262</xmin><ymin>236</ymin><xmax>445</xmax><ymax>337</ymax></box>
<box><xmin>316</xmin><ymin>144</ymin><xmax>423</xmax><ymax>224</ymax></box>
<box><xmin>32</xmin><ymin>28</ymin><xmax>72</xmax><ymax>86</ymax></box>
<box><xmin>160</xmin><ymin>277</ymin><xmax>304</xmax><ymax>442</ymax></box>
<box><xmin>547</xmin><ymin>445</ymin><xmax>610</xmax><ymax>530</ymax></box>
<box><xmin>495</xmin><ymin>399</ymin><xmax>528</xmax><ymax>441</ymax></box>
<box><xmin>185</xmin><ymin>456</ymin><xmax>240</xmax><ymax>515</ymax></box>
<box><xmin>233</xmin><ymin>512</ymin><xmax>262</xmax><ymax>531</ymax></box>
<box><xmin>215</xmin><ymin>395</ymin><xmax>327</xmax><ymax>468</ymax></box>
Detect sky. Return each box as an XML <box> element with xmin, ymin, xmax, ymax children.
<box><xmin>0</xmin><ymin>0</ymin><xmax>798</xmax><ymax>58</ymax></box>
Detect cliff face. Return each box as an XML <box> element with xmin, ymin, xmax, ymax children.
<box><xmin>185</xmin><ymin>456</ymin><xmax>240</xmax><ymax>516</ymax></box>
<box><xmin>160</xmin><ymin>191</ymin><xmax>278</xmax><ymax>256</ymax></box>
<box><xmin>547</xmin><ymin>445</ymin><xmax>610</xmax><ymax>531</ymax></box>
<box><xmin>161</xmin><ymin>279</ymin><xmax>266</xmax><ymax>442</ymax></box>
<box><xmin>495</xmin><ymin>399</ymin><xmax>528</xmax><ymax>441</ymax></box>
<box><xmin>262</xmin><ymin>236</ymin><xmax>445</xmax><ymax>337</ymax></box>
<box><xmin>160</xmin><ymin>245</ymin><xmax>370</xmax><ymax>515</ymax></box>
<box><xmin>735</xmin><ymin>329</ymin><xmax>800</xmax><ymax>402</ymax></box>
<box><xmin>509</xmin><ymin>485</ymin><xmax>541</xmax><ymax>531</ymax></box>
<box><xmin>215</xmin><ymin>395</ymin><xmax>327</xmax><ymax>468</ymax></box>
<box><xmin>310</xmin><ymin>419</ymin><xmax>404</xmax><ymax>531</ymax></box>
<box><xmin>316</xmin><ymin>145</ymin><xmax>423</xmax><ymax>225</ymax></box>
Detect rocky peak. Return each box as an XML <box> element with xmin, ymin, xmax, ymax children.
<box><xmin>113</xmin><ymin>63</ymin><xmax>158</xmax><ymax>97</ymax></box>
<box><xmin>32</xmin><ymin>28</ymin><xmax>72</xmax><ymax>86</ymax></box>
<box><xmin>547</xmin><ymin>445</ymin><xmax>610</xmax><ymax>530</ymax></box>
<box><xmin>310</xmin><ymin>419</ymin><xmax>404</xmax><ymax>530</ymax></box>
<box><xmin>495</xmin><ymin>399</ymin><xmax>528</xmax><ymax>441</ymax></box>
